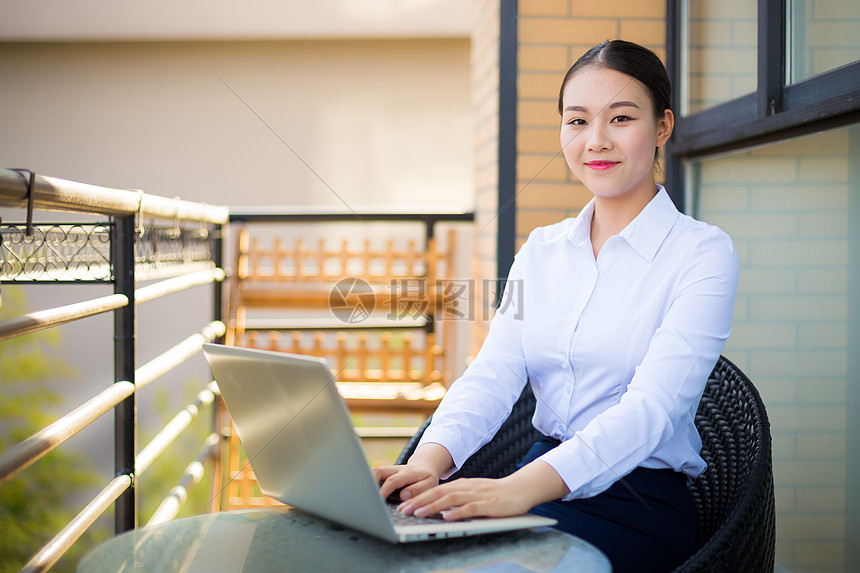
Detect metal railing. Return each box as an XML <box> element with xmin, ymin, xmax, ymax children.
<box><xmin>0</xmin><ymin>168</ymin><xmax>228</xmax><ymax>572</ymax></box>
<box><xmin>0</xmin><ymin>166</ymin><xmax>477</xmax><ymax>570</ymax></box>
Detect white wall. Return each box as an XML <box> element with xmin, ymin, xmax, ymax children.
<box><xmin>0</xmin><ymin>39</ymin><xmax>473</xmax><ymax>210</ymax></box>
<box><xmin>0</xmin><ymin>37</ymin><xmax>473</xmax><ymax>496</ymax></box>
<box><xmin>0</xmin><ymin>0</ymin><xmax>473</xmax><ymax>40</ymax></box>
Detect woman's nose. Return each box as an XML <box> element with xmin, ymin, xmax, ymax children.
<box><xmin>586</xmin><ymin>124</ymin><xmax>612</xmax><ymax>152</ymax></box>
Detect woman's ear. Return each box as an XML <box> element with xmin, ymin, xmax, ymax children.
<box><xmin>656</xmin><ymin>109</ymin><xmax>675</xmax><ymax>146</ymax></box>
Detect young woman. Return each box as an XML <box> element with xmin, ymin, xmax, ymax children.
<box><xmin>374</xmin><ymin>40</ymin><xmax>739</xmax><ymax>573</ymax></box>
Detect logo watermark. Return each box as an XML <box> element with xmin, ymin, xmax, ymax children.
<box><xmin>328</xmin><ymin>278</ymin><xmax>524</xmax><ymax>324</ymax></box>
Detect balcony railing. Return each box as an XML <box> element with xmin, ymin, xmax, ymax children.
<box><xmin>0</xmin><ymin>167</ymin><xmax>475</xmax><ymax>570</ymax></box>
<box><xmin>0</xmin><ymin>167</ymin><xmax>228</xmax><ymax>572</ymax></box>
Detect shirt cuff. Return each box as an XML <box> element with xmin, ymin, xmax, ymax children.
<box><xmin>415</xmin><ymin>427</ymin><xmax>468</xmax><ymax>480</ymax></box>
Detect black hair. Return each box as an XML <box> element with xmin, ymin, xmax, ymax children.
<box><xmin>557</xmin><ymin>40</ymin><xmax>671</xmax><ymax>120</ymax></box>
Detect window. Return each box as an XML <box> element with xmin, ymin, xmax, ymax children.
<box><xmin>667</xmin><ymin>2</ymin><xmax>860</xmax><ymax>571</ymax></box>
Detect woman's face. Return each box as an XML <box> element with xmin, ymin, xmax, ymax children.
<box><xmin>559</xmin><ymin>66</ymin><xmax>673</xmax><ymax>203</ymax></box>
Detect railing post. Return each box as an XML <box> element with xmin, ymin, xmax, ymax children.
<box><xmin>213</xmin><ymin>224</ymin><xmax>224</xmax><ymax>339</ymax></box>
<box><xmin>113</xmin><ymin>215</ymin><xmax>137</xmax><ymax>533</ymax></box>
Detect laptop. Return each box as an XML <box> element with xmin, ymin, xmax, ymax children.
<box><xmin>202</xmin><ymin>343</ymin><xmax>556</xmax><ymax>543</ymax></box>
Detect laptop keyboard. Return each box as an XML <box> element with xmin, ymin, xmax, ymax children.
<box><xmin>387</xmin><ymin>504</ymin><xmax>448</xmax><ymax>526</ymax></box>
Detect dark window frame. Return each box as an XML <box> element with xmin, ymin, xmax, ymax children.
<box><xmin>666</xmin><ymin>1</ymin><xmax>860</xmax><ymax>569</ymax></box>
<box><xmin>665</xmin><ymin>0</ymin><xmax>860</xmax><ymax>209</ymax></box>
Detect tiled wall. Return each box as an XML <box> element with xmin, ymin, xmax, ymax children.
<box><xmin>694</xmin><ymin>125</ymin><xmax>859</xmax><ymax>573</ymax></box>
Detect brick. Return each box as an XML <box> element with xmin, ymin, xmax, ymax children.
<box><xmin>796</xmin><ymin>434</ymin><xmax>846</xmax><ymax>461</ymax></box>
<box><xmin>737</xmin><ymin>268</ymin><xmax>797</xmax><ymax>294</ymax></box>
<box><xmin>750</xmin><ymin>351</ymin><xmax>847</xmax><ymax>378</ymax></box>
<box><xmin>795</xmin><ymin>487</ymin><xmax>846</xmax><ymax>514</ymax></box>
<box><xmin>732</xmin><ymin>21</ymin><xmax>758</xmax><ymax>47</ymax></box>
<box><xmin>519</xmin><ymin>0</ymin><xmax>569</xmax><ymax>17</ymax></box>
<box><xmin>518</xmin><ymin>18</ymin><xmax>618</xmax><ymax>45</ymax></box>
<box><xmin>814</xmin><ymin>2</ymin><xmax>860</xmax><ymax>18</ymax></box>
<box><xmin>695</xmin><ymin>185</ymin><xmax>748</xmax><ymax>212</ymax></box>
<box><xmin>797</xmin><ymin>323</ymin><xmax>848</xmax><ymax>349</ymax></box>
<box><xmin>518</xmin><ymin>99</ymin><xmax>563</xmax><ymax>127</ymax></box>
<box><xmin>813</xmin><ymin>48</ymin><xmax>860</xmax><ymax>76</ymax></box>
<box><xmin>799</xmin><ymin>157</ymin><xmax>849</xmax><ymax>183</ymax></box>
<box><xmin>699</xmin><ymin>157</ymin><xmax>798</xmax><ymax>183</ymax></box>
<box><xmin>752</xmin><ymin>376</ymin><xmax>797</xmax><ymax>404</ymax></box>
<box><xmin>772</xmin><ymin>460</ymin><xmax>846</xmax><ymax>487</ymax></box>
<box><xmin>515</xmin><ymin>181</ymin><xmax>592</xmax><ymax>209</ymax></box>
<box><xmin>796</xmin><ymin>541</ymin><xmax>845</xmax><ymax>568</ymax></box>
<box><xmin>619</xmin><ymin>19</ymin><xmax>665</xmax><ymax>48</ymax></box>
<box><xmin>705</xmin><ymin>212</ymin><xmax>797</xmax><ymax>239</ymax></box>
<box><xmin>518</xmin><ymin>72</ymin><xmax>564</xmax><ymax>100</ymax></box>
<box><xmin>771</xmin><ymin>405</ymin><xmax>848</xmax><ymax>432</ymax></box>
<box><xmin>687</xmin><ymin>74</ymin><xmax>733</xmax><ymax>108</ymax></box>
<box><xmin>689</xmin><ymin>0</ymin><xmax>755</xmax><ymax>20</ymax></box>
<box><xmin>732</xmin><ymin>74</ymin><xmax>757</xmax><ymax>98</ymax></box>
<box><xmin>571</xmin><ymin>0</ymin><xmax>663</xmax><ymax>18</ymax></box>
<box><xmin>729</xmin><ymin>323</ymin><xmax>796</xmax><ymax>349</ymax></box>
<box><xmin>749</xmin><ymin>128</ymin><xmax>849</xmax><ymax>157</ymax></box>
<box><xmin>750</xmin><ymin>240</ymin><xmax>847</xmax><ymax>267</ymax></box>
<box><xmin>517</xmin><ymin>153</ymin><xmax>569</xmax><ymax>182</ymax></box>
<box><xmin>689</xmin><ymin>46</ymin><xmax>757</xmax><ymax>75</ymax></box>
<box><xmin>778</xmin><ymin>513</ymin><xmax>845</xmax><ymax>541</ymax></box>
<box><xmin>749</xmin><ymin>294</ymin><xmax>847</xmax><ymax>322</ymax></box>
<box><xmin>518</xmin><ymin>126</ymin><xmax>562</xmax><ymax>153</ymax></box>
<box><xmin>775</xmin><ymin>486</ymin><xmax>796</xmax><ymax>512</ymax></box>
<box><xmin>516</xmin><ymin>209</ymin><xmax>567</xmax><ymax>236</ymax></box>
<box><xmin>775</xmin><ymin>540</ymin><xmax>795</xmax><ymax>568</ymax></box>
<box><xmin>806</xmin><ymin>22</ymin><xmax>860</xmax><ymax>47</ymax></box>
<box><xmin>689</xmin><ymin>21</ymin><xmax>732</xmax><ymax>47</ymax></box>
<box><xmin>796</xmin><ymin>378</ymin><xmax>847</xmax><ymax>405</ymax></box>
<box><xmin>798</xmin><ymin>212</ymin><xmax>847</xmax><ymax>239</ymax></box>
<box><xmin>518</xmin><ymin>45</ymin><xmax>570</xmax><ymax>72</ymax></box>
<box><xmin>749</xmin><ymin>184</ymin><xmax>848</xmax><ymax>211</ymax></box>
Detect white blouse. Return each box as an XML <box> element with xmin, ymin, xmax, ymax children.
<box><xmin>418</xmin><ymin>186</ymin><xmax>739</xmax><ymax>501</ymax></box>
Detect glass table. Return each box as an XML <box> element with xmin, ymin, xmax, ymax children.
<box><xmin>78</xmin><ymin>507</ymin><xmax>611</xmax><ymax>572</ymax></box>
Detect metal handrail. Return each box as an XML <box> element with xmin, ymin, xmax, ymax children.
<box><xmin>21</xmin><ymin>476</ymin><xmax>133</xmax><ymax>573</ymax></box>
<box><xmin>0</xmin><ymin>294</ymin><xmax>129</xmax><ymax>342</ymax></box>
<box><xmin>0</xmin><ymin>169</ymin><xmax>228</xmax><ymax>573</ymax></box>
<box><xmin>0</xmin><ymin>168</ymin><xmax>228</xmax><ymax>223</ymax></box>
<box><xmin>0</xmin><ymin>322</ymin><xmax>225</xmax><ymax>487</ymax></box>
<box><xmin>147</xmin><ymin>433</ymin><xmax>220</xmax><ymax>526</ymax></box>
<box><xmin>136</xmin><ymin>382</ymin><xmax>219</xmax><ymax>476</ymax></box>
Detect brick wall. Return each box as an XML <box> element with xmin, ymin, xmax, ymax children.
<box><xmin>686</xmin><ymin>0</ymin><xmax>757</xmax><ymax>113</ymax></box>
<box><xmin>695</xmin><ymin>125</ymin><xmax>859</xmax><ymax>573</ymax></box>
<box><xmin>470</xmin><ymin>0</ymin><xmax>501</xmax><ymax>355</ymax></box>
<box><xmin>515</xmin><ymin>0</ymin><xmax>666</xmax><ymax>248</ymax></box>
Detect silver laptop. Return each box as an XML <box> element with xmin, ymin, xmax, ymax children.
<box><xmin>202</xmin><ymin>343</ymin><xmax>556</xmax><ymax>543</ymax></box>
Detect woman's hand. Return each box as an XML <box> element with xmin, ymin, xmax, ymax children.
<box><xmin>373</xmin><ymin>443</ymin><xmax>454</xmax><ymax>502</ymax></box>
<box><xmin>373</xmin><ymin>463</ymin><xmax>441</xmax><ymax>503</ymax></box>
<box><xmin>398</xmin><ymin>460</ymin><xmax>570</xmax><ymax>521</ymax></box>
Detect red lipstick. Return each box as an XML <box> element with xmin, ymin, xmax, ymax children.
<box><xmin>586</xmin><ymin>161</ymin><xmax>619</xmax><ymax>171</ymax></box>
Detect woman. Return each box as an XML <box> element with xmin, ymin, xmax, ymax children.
<box><xmin>373</xmin><ymin>40</ymin><xmax>739</xmax><ymax>572</ymax></box>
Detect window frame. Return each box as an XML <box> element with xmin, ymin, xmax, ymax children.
<box><xmin>665</xmin><ymin>0</ymin><xmax>860</xmax><ymax>208</ymax></box>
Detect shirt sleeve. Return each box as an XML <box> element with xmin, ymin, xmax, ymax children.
<box><xmin>537</xmin><ymin>227</ymin><xmax>739</xmax><ymax>500</ymax></box>
<box><xmin>416</xmin><ymin>241</ymin><xmax>530</xmax><ymax>478</ymax></box>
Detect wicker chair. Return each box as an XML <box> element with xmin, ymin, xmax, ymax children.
<box><xmin>396</xmin><ymin>355</ymin><xmax>776</xmax><ymax>573</ymax></box>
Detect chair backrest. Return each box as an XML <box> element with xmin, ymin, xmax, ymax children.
<box><xmin>675</xmin><ymin>356</ymin><xmax>775</xmax><ymax>573</ymax></box>
<box><xmin>396</xmin><ymin>356</ymin><xmax>776</xmax><ymax>573</ymax></box>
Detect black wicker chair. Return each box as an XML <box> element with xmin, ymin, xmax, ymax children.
<box><xmin>396</xmin><ymin>355</ymin><xmax>776</xmax><ymax>573</ymax></box>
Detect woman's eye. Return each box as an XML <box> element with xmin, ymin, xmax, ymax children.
<box><xmin>567</xmin><ymin>118</ymin><xmax>587</xmax><ymax>126</ymax></box>
<box><xmin>610</xmin><ymin>115</ymin><xmax>633</xmax><ymax>123</ymax></box>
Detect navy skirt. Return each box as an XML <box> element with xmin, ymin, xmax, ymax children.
<box><xmin>520</xmin><ymin>436</ymin><xmax>699</xmax><ymax>573</ymax></box>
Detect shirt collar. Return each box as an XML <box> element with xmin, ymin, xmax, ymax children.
<box><xmin>567</xmin><ymin>185</ymin><xmax>680</xmax><ymax>262</ymax></box>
